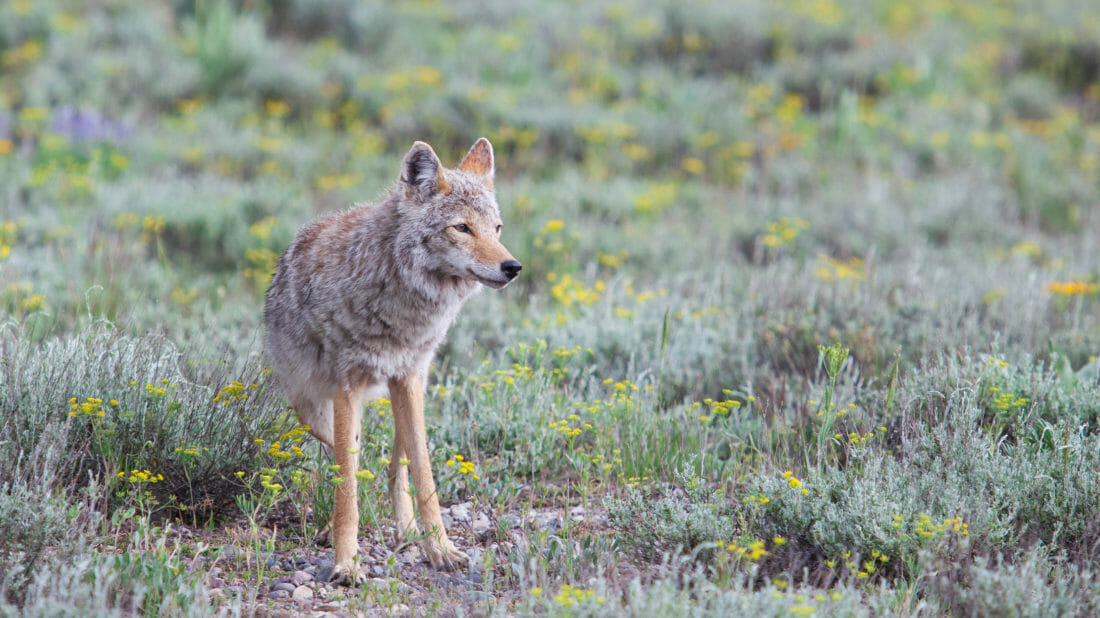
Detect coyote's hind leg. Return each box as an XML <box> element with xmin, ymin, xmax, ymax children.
<box><xmin>328</xmin><ymin>387</ymin><xmax>366</xmax><ymax>585</ymax></box>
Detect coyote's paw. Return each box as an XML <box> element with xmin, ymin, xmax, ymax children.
<box><xmin>423</xmin><ymin>537</ymin><xmax>468</xmax><ymax>570</ymax></box>
<box><xmin>325</xmin><ymin>560</ymin><xmax>365</xmax><ymax>586</ymax></box>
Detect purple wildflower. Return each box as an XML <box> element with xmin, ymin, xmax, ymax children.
<box><xmin>50</xmin><ymin>105</ymin><xmax>132</xmax><ymax>144</ymax></box>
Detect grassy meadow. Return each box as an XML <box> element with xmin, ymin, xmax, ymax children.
<box><xmin>2</xmin><ymin>0</ymin><xmax>1100</xmax><ymax>614</ymax></box>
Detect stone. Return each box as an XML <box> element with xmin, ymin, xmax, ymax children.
<box><xmin>272</xmin><ymin>582</ymin><xmax>296</xmax><ymax>593</ymax></box>
<box><xmin>529</xmin><ymin>510</ymin><xmax>562</xmax><ymax>533</ymax></box>
<box><xmin>464</xmin><ymin>591</ymin><xmax>491</xmax><ymax>604</ymax></box>
<box><xmin>269</xmin><ymin>589</ymin><xmax>290</xmax><ymax>600</ymax></box>
<box><xmin>291</xmin><ymin>570</ymin><xmax>313</xmax><ymax>586</ymax></box>
<box><xmin>465</xmin><ymin>547</ymin><xmax>483</xmax><ymax>564</ymax></box>
<box><xmin>292</xmin><ymin>585</ymin><xmax>314</xmax><ymax>601</ymax></box>
<box><xmin>471</xmin><ymin>512</ymin><xmax>493</xmax><ymax>536</ymax></box>
<box><xmin>449</xmin><ymin>502</ymin><xmax>473</xmax><ymax>524</ymax></box>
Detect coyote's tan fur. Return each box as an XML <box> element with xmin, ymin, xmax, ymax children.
<box><xmin>263</xmin><ymin>138</ymin><xmax>520</xmax><ymax>584</ymax></box>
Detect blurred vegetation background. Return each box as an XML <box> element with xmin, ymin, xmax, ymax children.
<box><xmin>1</xmin><ymin>0</ymin><xmax>1099</xmax><ymax>614</ymax></box>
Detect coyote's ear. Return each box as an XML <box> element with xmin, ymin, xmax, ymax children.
<box><xmin>401</xmin><ymin>141</ymin><xmax>450</xmax><ymax>199</ymax></box>
<box><xmin>458</xmin><ymin>137</ymin><xmax>494</xmax><ymax>180</ymax></box>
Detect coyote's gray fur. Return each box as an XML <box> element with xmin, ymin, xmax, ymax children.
<box><xmin>263</xmin><ymin>138</ymin><xmax>520</xmax><ymax>584</ymax></box>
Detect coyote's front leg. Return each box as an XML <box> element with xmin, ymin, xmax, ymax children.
<box><xmin>329</xmin><ymin>388</ymin><xmax>366</xmax><ymax>585</ymax></box>
<box><xmin>388</xmin><ymin>373</ymin><xmax>467</xmax><ymax>569</ymax></box>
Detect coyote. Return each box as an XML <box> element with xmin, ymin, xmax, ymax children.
<box><xmin>263</xmin><ymin>138</ymin><xmax>521</xmax><ymax>584</ymax></box>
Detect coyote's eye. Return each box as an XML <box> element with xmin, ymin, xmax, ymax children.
<box><xmin>495</xmin><ymin>224</ymin><xmax>502</xmax><ymax>234</ymax></box>
<box><xmin>454</xmin><ymin>223</ymin><xmax>472</xmax><ymax>234</ymax></box>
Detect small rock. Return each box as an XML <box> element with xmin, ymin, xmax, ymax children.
<box><xmin>291</xmin><ymin>570</ymin><xmax>313</xmax><ymax>586</ymax></box>
<box><xmin>437</xmin><ymin>575</ymin><xmax>465</xmax><ymax>587</ymax></box>
<box><xmin>499</xmin><ymin>514</ymin><xmax>521</xmax><ymax>529</ymax></box>
<box><xmin>449</xmin><ymin>502</ymin><xmax>472</xmax><ymax>524</ymax></box>
<box><xmin>207</xmin><ymin>588</ymin><xmax>226</xmax><ymax>600</ymax></box>
<box><xmin>570</xmin><ymin>505</ymin><xmax>586</xmax><ymax>521</ymax></box>
<box><xmin>471</xmin><ymin>512</ymin><xmax>493</xmax><ymax>536</ymax></box>
<box><xmin>466</xmin><ymin>547</ymin><xmax>483</xmax><ymax>564</ymax></box>
<box><xmin>272</xmin><ymin>582</ymin><xmax>296</xmax><ymax>593</ymax></box>
<box><xmin>529</xmin><ymin>510</ymin><xmax>562</xmax><ymax>533</ymax></box>
<box><xmin>389</xmin><ymin>603</ymin><xmax>410</xmax><ymax>615</ymax></box>
<box><xmin>270</xmin><ymin>589</ymin><xmax>290</xmax><ymax>600</ymax></box>
<box><xmin>224</xmin><ymin>585</ymin><xmax>245</xmax><ymax>595</ymax></box>
<box><xmin>372</xmin><ymin>565</ymin><xmax>385</xmax><ymax>576</ymax></box>
<box><xmin>371</xmin><ymin>577</ymin><xmax>412</xmax><ymax>594</ymax></box>
<box><xmin>464</xmin><ymin>591</ymin><xmax>491</xmax><ymax>604</ymax></box>
<box><xmin>292</xmin><ymin>585</ymin><xmax>314</xmax><ymax>601</ymax></box>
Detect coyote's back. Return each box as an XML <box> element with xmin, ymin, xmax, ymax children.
<box><xmin>262</xmin><ymin>138</ymin><xmax>520</xmax><ymax>582</ymax></box>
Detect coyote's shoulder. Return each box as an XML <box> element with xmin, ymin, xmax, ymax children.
<box><xmin>264</xmin><ymin>197</ymin><xmax>473</xmax><ymax>386</ymax></box>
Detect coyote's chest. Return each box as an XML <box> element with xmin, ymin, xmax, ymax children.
<box><xmin>323</xmin><ymin>283</ymin><xmax>468</xmax><ymax>381</ymax></box>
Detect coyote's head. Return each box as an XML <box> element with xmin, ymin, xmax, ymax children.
<box><xmin>395</xmin><ymin>138</ymin><xmax>521</xmax><ymax>290</ymax></box>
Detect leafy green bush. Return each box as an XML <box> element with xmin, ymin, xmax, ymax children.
<box><xmin>0</xmin><ymin>422</ymin><xmax>103</xmax><ymax>608</ymax></box>
<box><xmin>605</xmin><ymin>468</ymin><xmax>738</xmax><ymax>562</ymax></box>
<box><xmin>0</xmin><ymin>324</ymin><xmax>298</xmax><ymax>516</ymax></box>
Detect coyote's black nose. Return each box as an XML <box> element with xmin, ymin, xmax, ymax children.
<box><xmin>501</xmin><ymin>260</ymin><xmax>522</xmax><ymax>280</ymax></box>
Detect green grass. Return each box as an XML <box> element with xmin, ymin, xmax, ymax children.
<box><xmin>2</xmin><ymin>0</ymin><xmax>1100</xmax><ymax>614</ymax></box>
